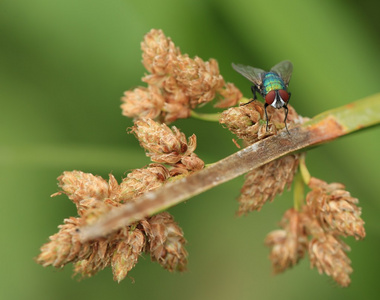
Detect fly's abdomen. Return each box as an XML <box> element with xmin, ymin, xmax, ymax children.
<box><xmin>262</xmin><ymin>72</ymin><xmax>286</xmax><ymax>95</ymax></box>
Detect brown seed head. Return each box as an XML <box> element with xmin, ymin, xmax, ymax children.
<box><xmin>173</xmin><ymin>56</ymin><xmax>224</xmax><ymax>105</ymax></box>
<box><xmin>141</xmin><ymin>28</ymin><xmax>180</xmax><ymax>75</ymax></box>
<box><xmin>118</xmin><ymin>164</ymin><xmax>170</xmax><ymax>203</ymax></box>
<box><xmin>122</xmin><ymin>29</ymin><xmax>242</xmax><ymax>123</ymax></box>
<box><xmin>73</xmin><ymin>238</ymin><xmax>113</xmax><ymax>278</ymax></box>
<box><xmin>306</xmin><ymin>177</ymin><xmax>365</xmax><ymax>240</ymax></box>
<box><xmin>163</xmin><ymin>97</ymin><xmax>192</xmax><ymax>123</ymax></box>
<box><xmin>36</xmin><ymin>217</ymin><xmax>85</xmax><ymax>268</ymax></box>
<box><xmin>54</xmin><ymin>172</ymin><xmax>125</xmax><ymax>217</ymax></box>
<box><xmin>121</xmin><ymin>85</ymin><xmax>165</xmax><ymax>120</ymax></box>
<box><xmin>215</xmin><ymin>83</ymin><xmax>243</xmax><ymax>108</ymax></box>
<box><xmin>111</xmin><ymin>228</ymin><xmax>146</xmax><ymax>282</ymax></box>
<box><xmin>237</xmin><ymin>155</ymin><xmax>300</xmax><ymax>214</ymax></box>
<box><xmin>265</xmin><ymin>209</ymin><xmax>308</xmax><ymax>273</ymax></box>
<box><xmin>180</xmin><ymin>153</ymin><xmax>205</xmax><ymax>171</ymax></box>
<box><xmin>131</xmin><ymin>118</ymin><xmax>202</xmax><ymax>166</ymax></box>
<box><xmin>38</xmin><ymin>155</ymin><xmax>189</xmax><ymax>281</ymax></box>
<box><xmin>309</xmin><ymin>234</ymin><xmax>352</xmax><ymax>287</ymax></box>
<box><xmin>219</xmin><ymin>103</ymin><xmax>264</xmax><ymax>144</ymax></box>
<box><xmin>268</xmin><ymin>104</ymin><xmax>303</xmax><ymax>128</ymax></box>
<box><xmin>141</xmin><ymin>212</ymin><xmax>188</xmax><ymax>272</ymax></box>
<box><xmin>55</xmin><ymin>171</ymin><xmax>109</xmax><ymax>214</ymax></box>
<box><xmin>299</xmin><ymin>207</ymin><xmax>326</xmax><ymax>239</ymax></box>
<box><xmin>220</xmin><ymin>101</ymin><xmax>302</xmax><ymax>144</ymax></box>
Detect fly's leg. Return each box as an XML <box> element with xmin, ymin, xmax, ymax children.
<box><xmin>251</xmin><ymin>85</ymin><xmax>259</xmax><ymax>100</ymax></box>
<box><xmin>283</xmin><ymin>104</ymin><xmax>290</xmax><ymax>135</ymax></box>
<box><xmin>284</xmin><ymin>91</ymin><xmax>291</xmax><ymax>134</ymax></box>
<box><xmin>264</xmin><ymin>103</ymin><xmax>269</xmax><ymax>131</ymax></box>
<box><xmin>241</xmin><ymin>85</ymin><xmax>259</xmax><ymax>106</ymax></box>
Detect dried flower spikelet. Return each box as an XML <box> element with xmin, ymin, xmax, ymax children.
<box><xmin>173</xmin><ymin>56</ymin><xmax>224</xmax><ymax>105</ymax></box>
<box><xmin>168</xmin><ymin>155</ymin><xmax>205</xmax><ymax>176</ymax></box>
<box><xmin>54</xmin><ymin>172</ymin><xmax>122</xmax><ymax>217</ymax></box>
<box><xmin>309</xmin><ymin>234</ymin><xmax>352</xmax><ymax>287</ymax></box>
<box><xmin>111</xmin><ymin>228</ymin><xmax>145</xmax><ymax>282</ymax></box>
<box><xmin>107</xmin><ymin>174</ymin><xmax>122</xmax><ymax>201</ymax></box>
<box><xmin>180</xmin><ymin>153</ymin><xmax>204</xmax><ymax>171</ymax></box>
<box><xmin>142</xmin><ymin>212</ymin><xmax>188</xmax><ymax>272</ymax></box>
<box><xmin>141</xmin><ymin>29</ymin><xmax>180</xmax><ymax>75</ymax></box>
<box><xmin>121</xmin><ymin>85</ymin><xmax>165</xmax><ymax>120</ymax></box>
<box><xmin>73</xmin><ymin>238</ymin><xmax>112</xmax><ymax>278</ymax></box>
<box><xmin>131</xmin><ymin>118</ymin><xmax>199</xmax><ymax>164</ymax></box>
<box><xmin>237</xmin><ymin>155</ymin><xmax>300</xmax><ymax>215</ymax></box>
<box><xmin>150</xmin><ymin>37</ymin><xmax>241</xmax><ymax>109</ymax></box>
<box><xmin>36</xmin><ymin>217</ymin><xmax>90</xmax><ymax>268</ymax></box>
<box><xmin>300</xmin><ymin>208</ymin><xmax>326</xmax><ymax>239</ymax></box>
<box><xmin>267</xmin><ymin>104</ymin><xmax>303</xmax><ymax>129</ymax></box>
<box><xmin>306</xmin><ymin>177</ymin><xmax>365</xmax><ymax>240</ymax></box>
<box><xmin>215</xmin><ymin>82</ymin><xmax>243</xmax><ymax>108</ymax></box>
<box><xmin>175</xmin><ymin>55</ymin><xmax>242</xmax><ymax>107</ymax></box>
<box><xmin>220</xmin><ymin>101</ymin><xmax>302</xmax><ymax>144</ymax></box>
<box><xmin>118</xmin><ymin>164</ymin><xmax>170</xmax><ymax>203</ymax></box>
<box><xmin>55</xmin><ymin>171</ymin><xmax>109</xmax><ymax>214</ymax></box>
<box><xmin>122</xmin><ymin>29</ymin><xmax>242</xmax><ymax>123</ymax></box>
<box><xmin>265</xmin><ymin>209</ymin><xmax>308</xmax><ymax>273</ymax></box>
<box><xmin>37</xmin><ymin>216</ymin><xmax>115</xmax><ymax>279</ymax></box>
<box><xmin>219</xmin><ymin>104</ymin><xmax>263</xmax><ymax>144</ymax></box>
<box><xmin>163</xmin><ymin>98</ymin><xmax>191</xmax><ymax>123</ymax></box>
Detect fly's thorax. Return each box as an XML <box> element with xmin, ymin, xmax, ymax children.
<box><xmin>262</xmin><ymin>72</ymin><xmax>286</xmax><ymax>96</ymax></box>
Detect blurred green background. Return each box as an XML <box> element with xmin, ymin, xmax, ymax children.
<box><xmin>1</xmin><ymin>0</ymin><xmax>380</xmax><ymax>299</ymax></box>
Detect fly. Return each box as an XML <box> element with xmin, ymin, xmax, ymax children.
<box><xmin>232</xmin><ymin>60</ymin><xmax>293</xmax><ymax>134</ymax></box>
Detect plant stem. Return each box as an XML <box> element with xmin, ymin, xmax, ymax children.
<box><xmin>299</xmin><ymin>153</ymin><xmax>310</xmax><ymax>185</ymax></box>
<box><xmin>80</xmin><ymin>93</ymin><xmax>380</xmax><ymax>241</ymax></box>
<box><xmin>190</xmin><ymin>110</ymin><xmax>220</xmax><ymax>122</ymax></box>
<box><xmin>293</xmin><ymin>171</ymin><xmax>304</xmax><ymax>211</ymax></box>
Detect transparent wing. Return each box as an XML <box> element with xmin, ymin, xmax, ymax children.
<box><xmin>232</xmin><ymin>63</ymin><xmax>265</xmax><ymax>87</ymax></box>
<box><xmin>270</xmin><ymin>60</ymin><xmax>293</xmax><ymax>86</ymax></box>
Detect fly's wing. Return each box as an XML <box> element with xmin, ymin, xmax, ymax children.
<box><xmin>232</xmin><ymin>63</ymin><xmax>265</xmax><ymax>87</ymax></box>
<box><xmin>270</xmin><ymin>60</ymin><xmax>293</xmax><ymax>86</ymax></box>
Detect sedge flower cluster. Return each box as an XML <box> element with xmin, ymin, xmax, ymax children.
<box><xmin>220</xmin><ymin>98</ymin><xmax>365</xmax><ymax>286</ymax></box>
<box><xmin>37</xmin><ymin>29</ymin><xmax>365</xmax><ymax>287</ymax></box>
<box><xmin>36</xmin><ymin>118</ymin><xmax>203</xmax><ymax>282</ymax></box>
<box><xmin>121</xmin><ymin>29</ymin><xmax>242</xmax><ymax>123</ymax></box>
<box><xmin>265</xmin><ymin>178</ymin><xmax>365</xmax><ymax>287</ymax></box>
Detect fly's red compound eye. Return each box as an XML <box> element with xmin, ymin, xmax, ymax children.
<box><xmin>279</xmin><ymin>90</ymin><xmax>289</xmax><ymax>102</ymax></box>
<box><xmin>265</xmin><ymin>90</ymin><xmax>276</xmax><ymax>105</ymax></box>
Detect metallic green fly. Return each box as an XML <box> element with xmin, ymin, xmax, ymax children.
<box><xmin>232</xmin><ymin>60</ymin><xmax>293</xmax><ymax>133</ymax></box>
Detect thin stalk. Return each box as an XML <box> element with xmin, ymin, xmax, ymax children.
<box><xmin>190</xmin><ymin>110</ymin><xmax>220</xmax><ymax>122</ymax></box>
<box><xmin>190</xmin><ymin>97</ymin><xmax>254</xmax><ymax>122</ymax></box>
<box><xmin>299</xmin><ymin>153</ymin><xmax>311</xmax><ymax>185</ymax></box>
<box><xmin>293</xmin><ymin>171</ymin><xmax>304</xmax><ymax>211</ymax></box>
